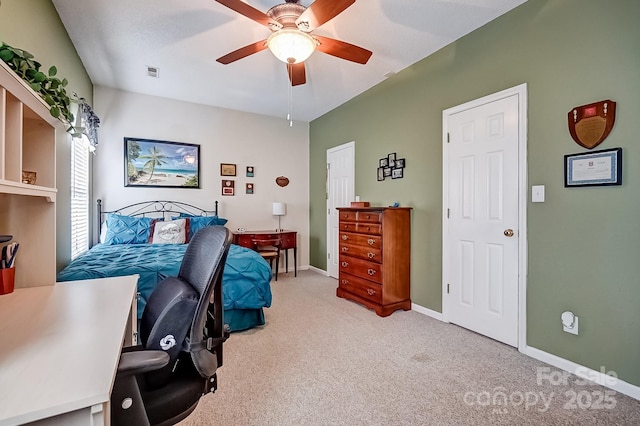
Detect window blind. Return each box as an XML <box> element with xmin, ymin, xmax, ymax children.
<box><xmin>71</xmin><ymin>139</ymin><xmax>90</xmax><ymax>259</ymax></box>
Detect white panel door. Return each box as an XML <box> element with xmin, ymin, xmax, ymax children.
<box><xmin>326</xmin><ymin>142</ymin><xmax>355</xmax><ymax>278</ymax></box>
<box><xmin>445</xmin><ymin>94</ymin><xmax>520</xmax><ymax>346</ymax></box>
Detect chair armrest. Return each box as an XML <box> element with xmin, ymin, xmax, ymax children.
<box><xmin>117</xmin><ymin>350</ymin><xmax>170</xmax><ymax>376</ymax></box>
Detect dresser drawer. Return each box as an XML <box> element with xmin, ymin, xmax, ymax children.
<box><xmin>356</xmin><ymin>223</ymin><xmax>381</xmax><ymax>235</ymax></box>
<box><xmin>356</xmin><ymin>211</ymin><xmax>382</xmax><ymax>223</ymax></box>
<box><xmin>339</xmin><ymin>243</ymin><xmax>381</xmax><ymax>263</ymax></box>
<box><xmin>338</xmin><ymin>272</ymin><xmax>382</xmax><ymax>304</ymax></box>
<box><xmin>339</xmin><ymin>221</ymin><xmax>358</xmax><ymax>232</ymax></box>
<box><xmin>339</xmin><ymin>211</ymin><xmax>357</xmax><ymax>222</ymax></box>
<box><xmin>339</xmin><ymin>255</ymin><xmax>382</xmax><ymax>284</ymax></box>
<box><xmin>339</xmin><ymin>232</ymin><xmax>381</xmax><ymax>249</ymax></box>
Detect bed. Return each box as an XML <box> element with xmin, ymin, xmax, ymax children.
<box><xmin>56</xmin><ymin>200</ymin><xmax>272</xmax><ymax>332</ymax></box>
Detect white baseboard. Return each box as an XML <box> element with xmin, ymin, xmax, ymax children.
<box><xmin>411</xmin><ymin>303</ymin><xmax>443</xmax><ymax>321</ymax></box>
<box><xmin>524</xmin><ymin>345</ymin><xmax>640</xmax><ymax>401</ymax></box>
<box><xmin>306</xmin><ymin>265</ymin><xmax>329</xmax><ymax>276</ymax></box>
<box><xmin>409</xmin><ymin>306</ymin><xmax>639</xmax><ymax>401</ymax></box>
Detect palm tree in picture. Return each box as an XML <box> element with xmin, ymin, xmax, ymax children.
<box><xmin>140</xmin><ymin>146</ymin><xmax>167</xmax><ymax>184</ymax></box>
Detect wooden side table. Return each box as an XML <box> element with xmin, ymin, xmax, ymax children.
<box><xmin>233</xmin><ymin>230</ymin><xmax>297</xmax><ymax>277</ymax></box>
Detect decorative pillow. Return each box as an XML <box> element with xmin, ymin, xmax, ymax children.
<box><xmin>172</xmin><ymin>214</ymin><xmax>228</xmax><ymax>239</ymax></box>
<box><xmin>149</xmin><ymin>218</ymin><xmax>189</xmax><ymax>244</ymax></box>
<box><xmin>103</xmin><ymin>214</ymin><xmax>154</xmax><ymax>245</ymax></box>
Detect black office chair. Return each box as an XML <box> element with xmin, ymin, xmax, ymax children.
<box><xmin>111</xmin><ymin>226</ymin><xmax>232</xmax><ymax>426</ymax></box>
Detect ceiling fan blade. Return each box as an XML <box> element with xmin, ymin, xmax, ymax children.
<box><xmin>216</xmin><ymin>0</ymin><xmax>282</xmax><ymax>30</ymax></box>
<box><xmin>313</xmin><ymin>35</ymin><xmax>372</xmax><ymax>64</ymax></box>
<box><xmin>296</xmin><ymin>0</ymin><xmax>355</xmax><ymax>32</ymax></box>
<box><xmin>216</xmin><ymin>40</ymin><xmax>268</xmax><ymax>64</ymax></box>
<box><xmin>287</xmin><ymin>62</ymin><xmax>306</xmax><ymax>86</ymax></box>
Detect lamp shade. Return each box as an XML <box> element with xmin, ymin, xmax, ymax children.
<box><xmin>267</xmin><ymin>29</ymin><xmax>317</xmax><ymax>64</ymax></box>
<box><xmin>272</xmin><ymin>202</ymin><xmax>287</xmax><ymax>216</ymax></box>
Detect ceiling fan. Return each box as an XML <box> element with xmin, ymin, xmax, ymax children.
<box><xmin>215</xmin><ymin>0</ymin><xmax>372</xmax><ymax>86</ymax></box>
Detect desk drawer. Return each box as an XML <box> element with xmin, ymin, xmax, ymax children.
<box><xmin>339</xmin><ymin>232</ymin><xmax>381</xmax><ymax>249</ymax></box>
<box><xmin>339</xmin><ymin>272</ymin><xmax>382</xmax><ymax>304</ymax></box>
<box><xmin>339</xmin><ymin>243</ymin><xmax>381</xmax><ymax>263</ymax></box>
<box><xmin>339</xmin><ymin>255</ymin><xmax>382</xmax><ymax>284</ymax></box>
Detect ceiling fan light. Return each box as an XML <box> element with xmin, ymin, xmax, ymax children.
<box><xmin>267</xmin><ymin>29</ymin><xmax>317</xmax><ymax>64</ymax></box>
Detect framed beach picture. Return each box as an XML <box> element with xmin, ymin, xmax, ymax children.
<box><xmin>124</xmin><ymin>137</ymin><xmax>199</xmax><ymax>188</ymax></box>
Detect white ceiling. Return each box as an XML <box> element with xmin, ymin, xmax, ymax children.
<box><xmin>52</xmin><ymin>0</ymin><xmax>526</xmax><ymax>122</ymax></box>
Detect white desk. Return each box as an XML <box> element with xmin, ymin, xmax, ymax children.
<box><xmin>0</xmin><ymin>275</ymin><xmax>138</xmax><ymax>426</ymax></box>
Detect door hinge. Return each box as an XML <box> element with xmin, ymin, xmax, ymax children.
<box><xmin>447</xmin><ymin>133</ymin><xmax>450</xmax><ymax>143</ymax></box>
<box><xmin>327</xmin><ymin>252</ymin><xmax>330</xmax><ymax>259</ymax></box>
<box><xmin>447</xmin><ymin>283</ymin><xmax>450</xmax><ymax>294</ymax></box>
<box><xmin>447</xmin><ymin>208</ymin><xmax>450</xmax><ymax>219</ymax></box>
<box><xmin>328</xmin><ymin>208</ymin><xmax>330</xmax><ymax>215</ymax></box>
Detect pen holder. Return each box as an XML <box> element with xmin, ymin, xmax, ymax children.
<box><xmin>0</xmin><ymin>267</ymin><xmax>15</xmax><ymax>295</ymax></box>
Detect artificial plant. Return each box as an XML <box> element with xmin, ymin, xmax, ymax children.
<box><xmin>0</xmin><ymin>42</ymin><xmax>74</xmax><ymax>124</ymax></box>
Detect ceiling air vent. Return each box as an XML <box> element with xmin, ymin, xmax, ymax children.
<box><xmin>147</xmin><ymin>66</ymin><xmax>159</xmax><ymax>78</ymax></box>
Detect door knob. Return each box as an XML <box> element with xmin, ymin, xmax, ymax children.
<box><xmin>504</xmin><ymin>229</ymin><xmax>514</xmax><ymax>237</ymax></box>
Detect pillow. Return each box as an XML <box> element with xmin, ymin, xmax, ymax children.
<box><xmin>99</xmin><ymin>221</ymin><xmax>108</xmax><ymax>244</ymax></box>
<box><xmin>149</xmin><ymin>218</ymin><xmax>189</xmax><ymax>244</ymax></box>
<box><xmin>103</xmin><ymin>214</ymin><xmax>154</xmax><ymax>245</ymax></box>
<box><xmin>172</xmin><ymin>214</ymin><xmax>228</xmax><ymax>239</ymax></box>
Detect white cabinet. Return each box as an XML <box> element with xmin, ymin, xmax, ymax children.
<box><xmin>0</xmin><ymin>60</ymin><xmax>60</xmax><ymax>288</ymax></box>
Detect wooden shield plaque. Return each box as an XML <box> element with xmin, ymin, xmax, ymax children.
<box><xmin>568</xmin><ymin>100</ymin><xmax>616</xmax><ymax>149</ymax></box>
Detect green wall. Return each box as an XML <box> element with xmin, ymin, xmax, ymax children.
<box><xmin>0</xmin><ymin>0</ymin><xmax>93</xmax><ymax>271</ymax></box>
<box><xmin>309</xmin><ymin>0</ymin><xmax>640</xmax><ymax>387</ymax></box>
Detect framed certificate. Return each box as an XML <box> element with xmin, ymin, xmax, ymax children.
<box><xmin>564</xmin><ymin>148</ymin><xmax>622</xmax><ymax>187</ymax></box>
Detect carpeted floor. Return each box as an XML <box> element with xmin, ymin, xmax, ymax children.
<box><xmin>180</xmin><ymin>270</ymin><xmax>640</xmax><ymax>425</ymax></box>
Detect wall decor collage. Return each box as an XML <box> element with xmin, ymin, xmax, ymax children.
<box><xmin>221</xmin><ymin>163</ymin><xmax>255</xmax><ymax>196</ymax></box>
<box><xmin>377</xmin><ymin>152</ymin><xmax>406</xmax><ymax>181</ymax></box>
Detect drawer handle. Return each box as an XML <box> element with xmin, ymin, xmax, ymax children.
<box><xmin>367</xmin><ymin>288</ymin><xmax>376</xmax><ymax>295</ymax></box>
<box><xmin>341</xmin><ymin>247</ymin><xmax>349</xmax><ymax>252</ymax></box>
<box><xmin>341</xmin><ymin>279</ymin><xmax>349</xmax><ymax>285</ymax></box>
<box><xmin>367</xmin><ymin>239</ymin><xmax>375</xmax><ymax>245</ymax></box>
<box><xmin>341</xmin><ymin>261</ymin><xmax>349</xmax><ymax>267</ymax></box>
<box><xmin>367</xmin><ymin>252</ymin><xmax>375</xmax><ymax>259</ymax></box>
<box><xmin>365</xmin><ymin>226</ymin><xmax>371</xmax><ymax>231</ymax></box>
<box><xmin>342</xmin><ymin>235</ymin><xmax>348</xmax><ymax>241</ymax></box>
<box><xmin>365</xmin><ymin>215</ymin><xmax>371</xmax><ymax>219</ymax></box>
<box><xmin>367</xmin><ymin>269</ymin><xmax>376</xmax><ymax>276</ymax></box>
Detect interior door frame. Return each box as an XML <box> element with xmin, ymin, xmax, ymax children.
<box><xmin>442</xmin><ymin>83</ymin><xmax>528</xmax><ymax>352</ymax></box>
<box><xmin>326</xmin><ymin>141</ymin><xmax>355</xmax><ymax>277</ymax></box>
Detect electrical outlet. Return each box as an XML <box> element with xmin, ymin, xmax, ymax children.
<box><xmin>561</xmin><ymin>311</ymin><xmax>579</xmax><ymax>335</ymax></box>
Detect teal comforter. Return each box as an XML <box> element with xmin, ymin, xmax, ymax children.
<box><xmin>56</xmin><ymin>243</ymin><xmax>272</xmax><ymax>320</ymax></box>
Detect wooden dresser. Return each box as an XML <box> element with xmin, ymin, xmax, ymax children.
<box><xmin>336</xmin><ymin>207</ymin><xmax>412</xmax><ymax>317</ymax></box>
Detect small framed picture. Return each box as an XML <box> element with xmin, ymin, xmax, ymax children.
<box><xmin>392</xmin><ymin>168</ymin><xmax>404</xmax><ymax>179</ymax></box>
<box><xmin>379</xmin><ymin>158</ymin><xmax>388</xmax><ymax>168</ymax></box>
<box><xmin>564</xmin><ymin>147</ymin><xmax>622</xmax><ymax>187</ymax></box>
<box><xmin>246</xmin><ymin>166</ymin><xmax>254</xmax><ymax>177</ymax></box>
<box><xmin>246</xmin><ymin>183</ymin><xmax>254</xmax><ymax>194</ymax></box>
<box><xmin>387</xmin><ymin>152</ymin><xmax>396</xmax><ymax>167</ymax></box>
<box><xmin>395</xmin><ymin>158</ymin><xmax>406</xmax><ymax>168</ymax></box>
<box><xmin>222</xmin><ymin>179</ymin><xmax>235</xmax><ymax>195</ymax></box>
<box><xmin>383</xmin><ymin>167</ymin><xmax>392</xmax><ymax>177</ymax></box>
<box><xmin>220</xmin><ymin>163</ymin><xmax>236</xmax><ymax>176</ymax></box>
<box><xmin>377</xmin><ymin>167</ymin><xmax>385</xmax><ymax>181</ymax></box>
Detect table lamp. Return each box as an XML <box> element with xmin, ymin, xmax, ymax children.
<box><xmin>272</xmin><ymin>202</ymin><xmax>286</xmax><ymax>232</ymax></box>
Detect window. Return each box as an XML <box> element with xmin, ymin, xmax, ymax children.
<box><xmin>71</xmin><ymin>139</ymin><xmax>90</xmax><ymax>259</ymax></box>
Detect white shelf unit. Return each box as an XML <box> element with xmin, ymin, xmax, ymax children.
<box><xmin>0</xmin><ymin>60</ymin><xmax>60</xmax><ymax>288</ymax></box>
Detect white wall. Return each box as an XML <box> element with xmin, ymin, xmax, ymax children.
<box><xmin>93</xmin><ymin>86</ymin><xmax>310</xmax><ymax>269</ymax></box>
